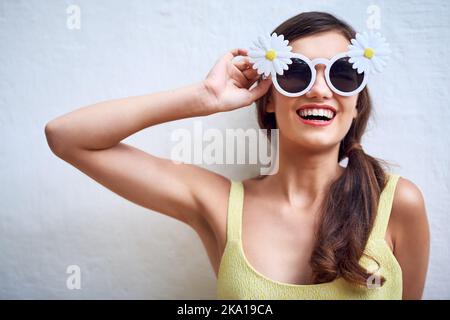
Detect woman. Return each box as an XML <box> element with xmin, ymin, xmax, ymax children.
<box><xmin>45</xmin><ymin>11</ymin><xmax>429</xmax><ymax>299</ymax></box>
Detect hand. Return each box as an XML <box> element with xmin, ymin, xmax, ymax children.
<box><xmin>202</xmin><ymin>48</ymin><xmax>272</xmax><ymax>113</ymax></box>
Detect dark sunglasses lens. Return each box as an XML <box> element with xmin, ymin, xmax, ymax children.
<box><xmin>276</xmin><ymin>58</ymin><xmax>312</xmax><ymax>93</ymax></box>
<box><xmin>329</xmin><ymin>57</ymin><xmax>364</xmax><ymax>93</ymax></box>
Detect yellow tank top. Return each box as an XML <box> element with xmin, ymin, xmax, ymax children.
<box><xmin>217</xmin><ymin>173</ymin><xmax>403</xmax><ymax>299</ymax></box>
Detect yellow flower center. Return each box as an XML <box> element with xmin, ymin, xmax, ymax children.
<box><xmin>265</xmin><ymin>49</ymin><xmax>277</xmax><ymax>61</ymax></box>
<box><xmin>364</xmin><ymin>48</ymin><xmax>375</xmax><ymax>59</ymax></box>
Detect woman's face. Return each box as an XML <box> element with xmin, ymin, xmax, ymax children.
<box><xmin>266</xmin><ymin>31</ymin><xmax>358</xmax><ymax>151</ymax></box>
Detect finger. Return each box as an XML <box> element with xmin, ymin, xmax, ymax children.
<box><xmin>248</xmin><ymin>77</ymin><xmax>272</xmax><ymax>101</ymax></box>
<box><xmin>242</xmin><ymin>64</ymin><xmax>259</xmax><ymax>81</ymax></box>
<box><xmin>233</xmin><ymin>59</ymin><xmax>259</xmax><ymax>83</ymax></box>
<box><xmin>214</xmin><ymin>48</ymin><xmax>248</xmax><ymax>77</ymax></box>
<box><xmin>230</xmin><ymin>60</ymin><xmax>253</xmax><ymax>87</ymax></box>
<box><xmin>233</xmin><ymin>58</ymin><xmax>251</xmax><ymax>72</ymax></box>
<box><xmin>224</xmin><ymin>48</ymin><xmax>248</xmax><ymax>65</ymax></box>
<box><xmin>227</xmin><ymin>48</ymin><xmax>261</xmax><ymax>88</ymax></box>
<box><xmin>232</xmin><ymin>67</ymin><xmax>251</xmax><ymax>88</ymax></box>
<box><xmin>230</xmin><ymin>48</ymin><xmax>248</xmax><ymax>57</ymax></box>
<box><xmin>233</xmin><ymin>60</ymin><xmax>254</xmax><ymax>83</ymax></box>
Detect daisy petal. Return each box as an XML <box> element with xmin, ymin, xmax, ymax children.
<box><xmin>273</xmin><ymin>59</ymin><xmax>283</xmax><ymax>75</ymax></box>
<box><xmin>264</xmin><ymin>60</ymin><xmax>272</xmax><ymax>77</ymax></box>
<box><xmin>346</xmin><ymin>30</ymin><xmax>391</xmax><ymax>75</ymax></box>
<box><xmin>374</xmin><ymin>47</ymin><xmax>391</xmax><ymax>56</ymax></box>
<box><xmin>356</xmin><ymin>33</ymin><xmax>368</xmax><ymax>48</ymax></box>
<box><xmin>280</xmin><ymin>62</ymin><xmax>289</xmax><ymax>70</ymax></box>
<box><xmin>248</xmin><ymin>32</ymin><xmax>297</xmax><ymax>79</ymax></box>
<box><xmin>248</xmin><ymin>49</ymin><xmax>265</xmax><ymax>58</ymax></box>
<box><xmin>277</xmin><ymin>51</ymin><xmax>293</xmax><ymax>59</ymax></box>
<box><xmin>258</xmin><ymin>35</ymin><xmax>270</xmax><ymax>51</ymax></box>
<box><xmin>378</xmin><ymin>58</ymin><xmax>388</xmax><ymax>68</ymax></box>
<box><xmin>280</xmin><ymin>57</ymin><xmax>293</xmax><ymax>64</ymax></box>
<box><xmin>347</xmin><ymin>49</ymin><xmax>365</xmax><ymax>57</ymax></box>
<box><xmin>253</xmin><ymin>61</ymin><xmax>264</xmax><ymax>74</ymax></box>
<box><xmin>270</xmin><ymin>33</ymin><xmax>279</xmax><ymax>49</ymax></box>
<box><xmin>371</xmin><ymin>57</ymin><xmax>383</xmax><ymax>73</ymax></box>
<box><xmin>362</xmin><ymin>59</ymin><xmax>372</xmax><ymax>73</ymax></box>
<box><xmin>352</xmin><ymin>60</ymin><xmax>361</xmax><ymax>70</ymax></box>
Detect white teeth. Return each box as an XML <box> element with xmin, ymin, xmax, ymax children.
<box><xmin>299</xmin><ymin>108</ymin><xmax>335</xmax><ymax>119</ymax></box>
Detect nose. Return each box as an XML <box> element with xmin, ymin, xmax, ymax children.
<box><xmin>305</xmin><ymin>65</ymin><xmax>333</xmax><ymax>99</ymax></box>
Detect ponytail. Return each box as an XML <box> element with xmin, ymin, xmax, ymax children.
<box><xmin>310</xmin><ymin>118</ymin><xmax>390</xmax><ymax>286</ymax></box>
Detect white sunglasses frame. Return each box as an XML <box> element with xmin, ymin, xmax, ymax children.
<box><xmin>270</xmin><ymin>52</ymin><xmax>369</xmax><ymax>97</ymax></box>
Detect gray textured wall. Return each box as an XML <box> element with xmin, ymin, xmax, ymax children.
<box><xmin>0</xmin><ymin>0</ymin><xmax>449</xmax><ymax>299</ymax></box>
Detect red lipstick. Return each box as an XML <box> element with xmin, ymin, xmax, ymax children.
<box><xmin>296</xmin><ymin>104</ymin><xmax>337</xmax><ymax>127</ymax></box>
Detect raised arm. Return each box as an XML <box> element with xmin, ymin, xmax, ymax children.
<box><xmin>44</xmin><ymin>48</ymin><xmax>272</xmax><ymax>232</ymax></box>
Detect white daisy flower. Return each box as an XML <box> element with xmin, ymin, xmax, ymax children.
<box><xmin>347</xmin><ymin>31</ymin><xmax>391</xmax><ymax>74</ymax></box>
<box><xmin>247</xmin><ymin>32</ymin><xmax>294</xmax><ymax>78</ymax></box>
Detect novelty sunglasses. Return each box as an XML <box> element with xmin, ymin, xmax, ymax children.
<box><xmin>249</xmin><ymin>32</ymin><xmax>391</xmax><ymax>98</ymax></box>
<box><xmin>270</xmin><ymin>52</ymin><xmax>368</xmax><ymax>97</ymax></box>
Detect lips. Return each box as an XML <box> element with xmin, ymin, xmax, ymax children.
<box><xmin>296</xmin><ymin>104</ymin><xmax>337</xmax><ymax>115</ymax></box>
<box><xmin>295</xmin><ymin>103</ymin><xmax>337</xmax><ymax>127</ymax></box>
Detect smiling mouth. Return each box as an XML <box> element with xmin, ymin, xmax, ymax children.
<box><xmin>296</xmin><ymin>109</ymin><xmax>337</xmax><ymax>122</ymax></box>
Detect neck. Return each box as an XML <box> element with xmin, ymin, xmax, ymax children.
<box><xmin>264</xmin><ymin>135</ymin><xmax>345</xmax><ymax>208</ymax></box>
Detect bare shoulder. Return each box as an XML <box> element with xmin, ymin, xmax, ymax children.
<box><xmin>390</xmin><ymin>177</ymin><xmax>429</xmax><ymax>239</ymax></box>
<box><xmin>390</xmin><ymin>176</ymin><xmax>430</xmax><ymax>299</ymax></box>
<box><xmin>390</xmin><ymin>177</ymin><xmax>429</xmax><ymax>263</ymax></box>
<box><xmin>391</xmin><ymin>177</ymin><xmax>428</xmax><ymax>224</ymax></box>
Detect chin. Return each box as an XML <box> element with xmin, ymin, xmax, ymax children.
<box><xmin>293</xmin><ymin>133</ymin><xmax>340</xmax><ymax>150</ymax></box>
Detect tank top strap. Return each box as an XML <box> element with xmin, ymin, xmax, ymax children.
<box><xmin>368</xmin><ymin>173</ymin><xmax>401</xmax><ymax>242</ymax></box>
<box><xmin>226</xmin><ymin>180</ymin><xmax>244</xmax><ymax>242</ymax></box>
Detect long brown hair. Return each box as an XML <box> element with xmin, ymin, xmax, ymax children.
<box><xmin>256</xmin><ymin>11</ymin><xmax>392</xmax><ymax>287</ymax></box>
